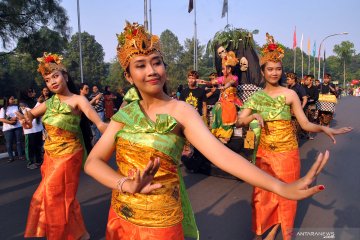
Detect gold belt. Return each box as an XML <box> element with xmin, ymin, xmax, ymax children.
<box><xmin>259</xmin><ymin>120</ymin><xmax>298</xmax><ymax>152</ymax></box>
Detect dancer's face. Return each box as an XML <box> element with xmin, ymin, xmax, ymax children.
<box><xmin>43</xmin><ymin>70</ymin><xmax>68</xmax><ymax>94</ymax></box>
<box><xmin>262</xmin><ymin>61</ymin><xmax>282</xmax><ymax>85</ymax></box>
<box><xmin>222</xmin><ymin>66</ymin><xmax>231</xmax><ymax>77</ymax></box>
<box><xmin>126</xmin><ymin>52</ymin><xmax>167</xmax><ymax>95</ymax></box>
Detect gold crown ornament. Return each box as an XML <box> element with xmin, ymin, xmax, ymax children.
<box><xmin>259</xmin><ymin>33</ymin><xmax>285</xmax><ymax>66</ymax></box>
<box><xmin>37</xmin><ymin>52</ymin><xmax>67</xmax><ymax>76</ymax></box>
<box><xmin>116</xmin><ymin>21</ymin><xmax>161</xmax><ymax>70</ymax></box>
<box><xmin>222</xmin><ymin>51</ymin><xmax>239</xmax><ymax>67</ymax></box>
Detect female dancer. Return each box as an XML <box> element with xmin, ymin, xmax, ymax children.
<box><xmin>19</xmin><ymin>52</ymin><xmax>107</xmax><ymax>239</ymax></box>
<box><xmin>238</xmin><ymin>33</ymin><xmax>352</xmax><ymax>240</ymax></box>
<box><xmin>210</xmin><ymin>51</ymin><xmax>243</xmax><ymax>143</ymax></box>
<box><xmin>85</xmin><ymin>22</ymin><xmax>333</xmax><ymax>240</ymax></box>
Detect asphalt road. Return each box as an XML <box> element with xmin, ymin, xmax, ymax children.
<box><xmin>0</xmin><ymin>96</ymin><xmax>359</xmax><ymax>240</ymax></box>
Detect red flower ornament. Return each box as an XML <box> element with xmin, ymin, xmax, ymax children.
<box><xmin>268</xmin><ymin>43</ymin><xmax>278</xmax><ymax>51</ymax></box>
<box><xmin>45</xmin><ymin>56</ymin><xmax>55</xmax><ymax>63</ymax></box>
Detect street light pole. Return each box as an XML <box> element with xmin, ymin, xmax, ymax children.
<box><xmin>77</xmin><ymin>0</ymin><xmax>84</xmax><ymax>83</ymax></box>
<box><xmin>317</xmin><ymin>32</ymin><xmax>348</xmax><ymax>80</ymax></box>
<box><xmin>144</xmin><ymin>0</ymin><xmax>148</xmax><ymax>31</ymax></box>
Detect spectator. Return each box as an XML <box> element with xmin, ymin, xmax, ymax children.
<box><xmin>89</xmin><ymin>85</ymin><xmax>104</xmax><ymax>144</ymax></box>
<box><xmin>37</xmin><ymin>87</ymin><xmax>52</xmax><ymax>103</ymax></box>
<box><xmin>19</xmin><ymin>102</ymin><xmax>43</xmax><ymax>169</ymax></box>
<box><xmin>103</xmin><ymin>85</ymin><xmax>116</xmax><ymax>120</ymax></box>
<box><xmin>79</xmin><ymin>83</ymin><xmax>94</xmax><ymax>153</ymax></box>
<box><xmin>0</xmin><ymin>95</ymin><xmax>24</xmax><ymax>162</ymax></box>
<box><xmin>114</xmin><ymin>87</ymin><xmax>125</xmax><ymax>111</ymax></box>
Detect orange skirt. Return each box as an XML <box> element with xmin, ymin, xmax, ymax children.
<box><xmin>106</xmin><ymin>207</ymin><xmax>184</xmax><ymax>240</ymax></box>
<box><xmin>219</xmin><ymin>87</ymin><xmax>242</xmax><ymax>125</ymax></box>
<box><xmin>252</xmin><ymin>147</ymin><xmax>300</xmax><ymax>240</ymax></box>
<box><xmin>24</xmin><ymin>149</ymin><xmax>87</xmax><ymax>239</ymax></box>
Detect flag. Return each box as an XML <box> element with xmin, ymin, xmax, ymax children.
<box><xmin>293</xmin><ymin>27</ymin><xmax>297</xmax><ymax>49</ymax></box>
<box><xmin>221</xmin><ymin>0</ymin><xmax>228</xmax><ymax>18</ymax></box>
<box><xmin>312</xmin><ymin>41</ymin><xmax>316</xmax><ymax>57</ymax></box>
<box><xmin>188</xmin><ymin>0</ymin><xmax>193</xmax><ymax>13</ymax></box>
<box><xmin>307</xmin><ymin>38</ymin><xmax>311</xmax><ymax>55</ymax></box>
<box><xmin>300</xmin><ymin>33</ymin><xmax>304</xmax><ymax>52</ymax></box>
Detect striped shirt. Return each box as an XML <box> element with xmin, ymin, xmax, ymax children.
<box><xmin>89</xmin><ymin>92</ymin><xmax>105</xmax><ymax>112</ymax></box>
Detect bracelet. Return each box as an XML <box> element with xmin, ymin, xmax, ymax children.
<box><xmin>116</xmin><ymin>177</ymin><xmax>130</xmax><ymax>194</ymax></box>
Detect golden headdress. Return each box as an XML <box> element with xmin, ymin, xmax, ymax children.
<box><xmin>259</xmin><ymin>33</ymin><xmax>285</xmax><ymax>66</ymax></box>
<box><xmin>37</xmin><ymin>52</ymin><xmax>67</xmax><ymax>76</ymax></box>
<box><xmin>222</xmin><ymin>51</ymin><xmax>239</xmax><ymax>67</ymax></box>
<box><xmin>116</xmin><ymin>21</ymin><xmax>161</xmax><ymax>70</ymax></box>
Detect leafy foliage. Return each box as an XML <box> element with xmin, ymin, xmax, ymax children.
<box><xmin>64</xmin><ymin>32</ymin><xmax>106</xmax><ymax>87</ymax></box>
<box><xmin>0</xmin><ymin>0</ymin><xmax>69</xmax><ymax>50</ymax></box>
<box><xmin>102</xmin><ymin>58</ymin><xmax>131</xmax><ymax>91</ymax></box>
<box><xmin>16</xmin><ymin>26</ymin><xmax>67</xmax><ymax>59</ymax></box>
<box><xmin>0</xmin><ymin>53</ymin><xmax>38</xmax><ymax>97</ymax></box>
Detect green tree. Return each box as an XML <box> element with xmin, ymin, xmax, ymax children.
<box><xmin>160</xmin><ymin>30</ymin><xmax>183</xmax><ymax>64</ymax></box>
<box><xmin>333</xmin><ymin>41</ymin><xmax>356</xmax><ymax>88</ymax></box>
<box><xmin>347</xmin><ymin>53</ymin><xmax>360</xmax><ymax>82</ymax></box>
<box><xmin>323</xmin><ymin>56</ymin><xmax>342</xmax><ymax>81</ymax></box>
<box><xmin>16</xmin><ymin>26</ymin><xmax>67</xmax><ymax>59</ymax></box>
<box><xmin>0</xmin><ymin>53</ymin><xmax>38</xmax><ymax>97</ymax></box>
<box><xmin>197</xmin><ymin>46</ymin><xmax>215</xmax><ymax>80</ymax></box>
<box><xmin>160</xmin><ymin>30</ymin><xmax>184</xmax><ymax>90</ymax></box>
<box><xmin>64</xmin><ymin>32</ymin><xmax>107</xmax><ymax>87</ymax></box>
<box><xmin>103</xmin><ymin>58</ymin><xmax>131</xmax><ymax>91</ymax></box>
<box><xmin>0</xmin><ymin>0</ymin><xmax>69</xmax><ymax>50</ymax></box>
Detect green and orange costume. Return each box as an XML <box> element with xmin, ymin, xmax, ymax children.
<box><xmin>106</xmin><ymin>88</ymin><xmax>198</xmax><ymax>240</ymax></box>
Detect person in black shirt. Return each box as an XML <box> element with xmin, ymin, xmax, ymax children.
<box><xmin>179</xmin><ymin>70</ymin><xmax>207</xmax><ymax>117</ymax></box>
<box><xmin>318</xmin><ymin>73</ymin><xmax>337</xmax><ymax>127</ymax></box>
<box><xmin>179</xmin><ymin>70</ymin><xmax>210</xmax><ymax>175</ymax></box>
<box><xmin>286</xmin><ymin>72</ymin><xmax>307</xmax><ymax>139</ymax></box>
<box><xmin>113</xmin><ymin>87</ymin><xmax>125</xmax><ymax>111</ymax></box>
<box><xmin>286</xmin><ymin>72</ymin><xmax>307</xmax><ymax>108</ymax></box>
<box><xmin>304</xmin><ymin>75</ymin><xmax>319</xmax><ymax>107</ymax></box>
<box><xmin>319</xmin><ymin>73</ymin><xmax>337</xmax><ymax>95</ymax></box>
<box><xmin>304</xmin><ymin>75</ymin><xmax>319</xmax><ymax>139</ymax></box>
<box><xmin>79</xmin><ymin>83</ymin><xmax>94</xmax><ymax>152</ymax></box>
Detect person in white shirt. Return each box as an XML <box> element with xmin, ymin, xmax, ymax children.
<box><xmin>19</xmin><ymin>102</ymin><xmax>44</xmax><ymax>169</ymax></box>
<box><xmin>0</xmin><ymin>95</ymin><xmax>24</xmax><ymax>162</ymax></box>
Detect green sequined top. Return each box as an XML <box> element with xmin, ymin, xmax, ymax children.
<box><xmin>112</xmin><ymin>101</ymin><xmax>185</xmax><ymax>161</ymax></box>
<box><xmin>242</xmin><ymin>90</ymin><xmax>291</xmax><ymax>121</ymax></box>
<box><xmin>110</xmin><ymin>88</ymin><xmax>199</xmax><ymax>239</ymax></box>
<box><xmin>43</xmin><ymin>94</ymin><xmax>81</xmax><ymax>133</ymax></box>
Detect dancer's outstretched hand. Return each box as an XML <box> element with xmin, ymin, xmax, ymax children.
<box><xmin>322</xmin><ymin>126</ymin><xmax>353</xmax><ymax>144</ymax></box>
<box><xmin>15</xmin><ymin>110</ymin><xmax>33</xmax><ymax>129</ymax></box>
<box><xmin>278</xmin><ymin>151</ymin><xmax>330</xmax><ymax>200</ymax></box>
<box><xmin>124</xmin><ymin>157</ymin><xmax>162</xmax><ymax>194</ymax></box>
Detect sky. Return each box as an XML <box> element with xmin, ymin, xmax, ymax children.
<box><xmin>61</xmin><ymin>0</ymin><xmax>360</xmax><ymax>63</ymax></box>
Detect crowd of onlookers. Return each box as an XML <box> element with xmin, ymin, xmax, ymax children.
<box><xmin>0</xmin><ymin>84</ymin><xmax>125</xmax><ymax>169</ymax></box>
<box><xmin>0</xmin><ymin>71</ymin><xmax>348</xmax><ymax>172</ymax></box>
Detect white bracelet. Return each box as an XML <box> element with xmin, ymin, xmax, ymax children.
<box><xmin>116</xmin><ymin>177</ymin><xmax>130</xmax><ymax>194</ymax></box>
